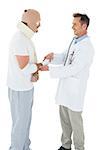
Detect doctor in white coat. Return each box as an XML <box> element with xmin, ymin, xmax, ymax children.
<box><xmin>41</xmin><ymin>13</ymin><xmax>94</xmax><ymax>150</ymax></box>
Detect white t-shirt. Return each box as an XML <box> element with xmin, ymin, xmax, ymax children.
<box><xmin>7</xmin><ymin>31</ymin><xmax>38</xmax><ymax>91</ymax></box>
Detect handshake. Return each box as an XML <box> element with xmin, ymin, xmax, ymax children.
<box><xmin>31</xmin><ymin>52</ymin><xmax>54</xmax><ymax>82</ymax></box>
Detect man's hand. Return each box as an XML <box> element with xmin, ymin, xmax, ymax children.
<box><xmin>31</xmin><ymin>71</ymin><xmax>39</xmax><ymax>82</ymax></box>
<box><xmin>43</xmin><ymin>53</ymin><xmax>54</xmax><ymax>62</ymax></box>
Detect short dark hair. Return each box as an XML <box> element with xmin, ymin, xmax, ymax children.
<box><xmin>73</xmin><ymin>13</ymin><xmax>90</xmax><ymax>28</ymax></box>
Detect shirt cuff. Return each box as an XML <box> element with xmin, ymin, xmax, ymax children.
<box><xmin>49</xmin><ymin>66</ymin><xmax>59</xmax><ymax>78</ymax></box>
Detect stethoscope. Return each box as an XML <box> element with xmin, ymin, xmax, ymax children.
<box><xmin>64</xmin><ymin>35</ymin><xmax>88</xmax><ymax>66</ymax></box>
<box><xmin>64</xmin><ymin>38</ymin><xmax>75</xmax><ymax>66</ymax></box>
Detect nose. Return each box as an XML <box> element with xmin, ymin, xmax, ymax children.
<box><xmin>72</xmin><ymin>24</ymin><xmax>74</xmax><ymax>28</ymax></box>
<box><xmin>72</xmin><ymin>25</ymin><xmax>74</xmax><ymax>30</ymax></box>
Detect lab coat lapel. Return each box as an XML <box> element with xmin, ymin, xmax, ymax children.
<box><xmin>64</xmin><ymin>38</ymin><xmax>75</xmax><ymax>66</ymax></box>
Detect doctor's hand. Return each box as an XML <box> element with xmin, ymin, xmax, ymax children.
<box><xmin>39</xmin><ymin>65</ymin><xmax>49</xmax><ymax>71</ymax></box>
<box><xmin>43</xmin><ymin>52</ymin><xmax>54</xmax><ymax>62</ymax></box>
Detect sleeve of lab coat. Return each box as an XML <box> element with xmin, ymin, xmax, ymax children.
<box><xmin>49</xmin><ymin>44</ymin><xmax>94</xmax><ymax>78</ymax></box>
<box><xmin>50</xmin><ymin>52</ymin><xmax>66</xmax><ymax>65</ymax></box>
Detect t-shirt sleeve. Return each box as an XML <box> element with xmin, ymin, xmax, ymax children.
<box><xmin>10</xmin><ymin>37</ymin><xmax>29</xmax><ymax>56</ymax></box>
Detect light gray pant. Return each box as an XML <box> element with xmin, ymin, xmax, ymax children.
<box><xmin>8</xmin><ymin>88</ymin><xmax>34</xmax><ymax>150</ymax></box>
<box><xmin>59</xmin><ymin>105</ymin><xmax>84</xmax><ymax>150</ymax></box>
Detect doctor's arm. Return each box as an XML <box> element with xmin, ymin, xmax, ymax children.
<box><xmin>49</xmin><ymin>46</ymin><xmax>94</xmax><ymax>78</ymax></box>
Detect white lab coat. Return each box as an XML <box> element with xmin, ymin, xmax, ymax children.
<box><xmin>49</xmin><ymin>37</ymin><xmax>94</xmax><ymax>111</ymax></box>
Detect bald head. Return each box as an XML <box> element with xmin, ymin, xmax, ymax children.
<box><xmin>22</xmin><ymin>9</ymin><xmax>41</xmax><ymax>32</ymax></box>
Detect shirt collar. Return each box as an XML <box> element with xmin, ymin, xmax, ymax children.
<box><xmin>74</xmin><ymin>34</ymin><xmax>88</xmax><ymax>44</ymax></box>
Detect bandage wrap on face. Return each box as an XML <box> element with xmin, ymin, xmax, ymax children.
<box><xmin>22</xmin><ymin>9</ymin><xmax>40</xmax><ymax>32</ymax></box>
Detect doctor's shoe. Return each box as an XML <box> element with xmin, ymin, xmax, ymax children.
<box><xmin>58</xmin><ymin>146</ymin><xmax>71</xmax><ymax>150</ymax></box>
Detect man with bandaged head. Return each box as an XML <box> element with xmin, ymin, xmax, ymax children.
<box><xmin>7</xmin><ymin>9</ymin><xmax>42</xmax><ymax>150</ymax></box>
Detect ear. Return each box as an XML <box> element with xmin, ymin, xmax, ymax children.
<box><xmin>82</xmin><ymin>24</ymin><xmax>87</xmax><ymax>30</ymax></box>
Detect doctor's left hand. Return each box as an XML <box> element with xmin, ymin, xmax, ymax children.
<box><xmin>39</xmin><ymin>65</ymin><xmax>49</xmax><ymax>71</ymax></box>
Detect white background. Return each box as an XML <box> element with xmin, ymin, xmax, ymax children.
<box><xmin>0</xmin><ymin>0</ymin><xmax>99</xmax><ymax>149</ymax></box>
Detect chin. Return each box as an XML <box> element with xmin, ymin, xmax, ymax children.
<box><xmin>74</xmin><ymin>32</ymin><xmax>78</xmax><ymax>36</ymax></box>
